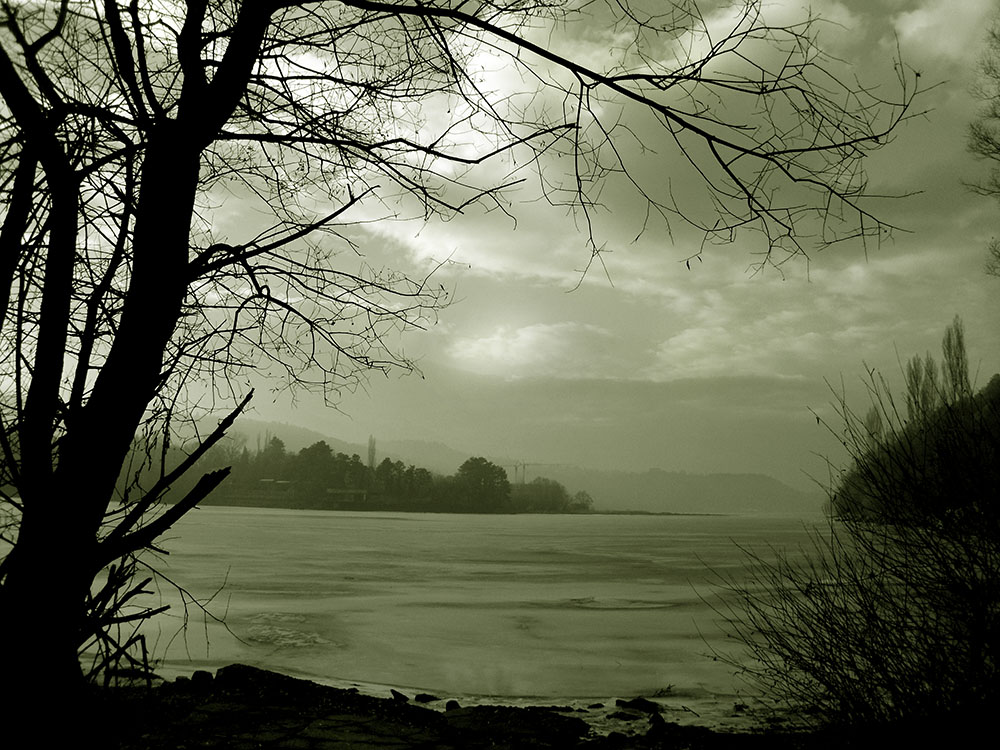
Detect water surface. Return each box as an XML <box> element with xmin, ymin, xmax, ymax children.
<box><xmin>133</xmin><ymin>508</ymin><xmax>821</xmax><ymax>720</ymax></box>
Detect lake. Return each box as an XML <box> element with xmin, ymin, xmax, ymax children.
<box><xmin>130</xmin><ymin>507</ymin><xmax>823</xmax><ymax>725</ymax></box>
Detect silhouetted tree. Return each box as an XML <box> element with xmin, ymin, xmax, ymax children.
<box><xmin>569</xmin><ymin>490</ymin><xmax>595</xmax><ymax>513</ymax></box>
<box><xmin>255</xmin><ymin>436</ymin><xmax>289</xmax><ymax>478</ymax></box>
<box><xmin>407</xmin><ymin>466</ymin><xmax>434</xmax><ymax>501</ymax></box>
<box><xmin>375</xmin><ymin>456</ymin><xmax>406</xmax><ymax>495</ymax></box>
<box><xmin>0</xmin><ymin>0</ymin><xmax>918</xmax><ymax>721</ymax></box>
<box><xmin>720</xmin><ymin>318</ymin><xmax>1000</xmax><ymax>735</ymax></box>
<box><xmin>511</xmin><ymin>476</ymin><xmax>570</xmax><ymax>512</ymax></box>
<box><xmin>454</xmin><ymin>457</ymin><xmax>511</xmax><ymax>510</ymax></box>
<box><xmin>291</xmin><ymin>440</ymin><xmax>336</xmax><ymax>492</ymax></box>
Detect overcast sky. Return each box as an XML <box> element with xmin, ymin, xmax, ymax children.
<box><xmin>239</xmin><ymin>0</ymin><xmax>1000</xmax><ymax>491</ymax></box>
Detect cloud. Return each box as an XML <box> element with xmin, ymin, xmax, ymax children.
<box><xmin>894</xmin><ymin>0</ymin><xmax>994</xmax><ymax>62</ymax></box>
<box><xmin>359</xmin><ymin>190</ymin><xmax>613</xmax><ymax>289</ymax></box>
<box><xmin>249</xmin><ymin>0</ymin><xmax>1000</xmax><ymax>491</ymax></box>
<box><xmin>446</xmin><ymin>321</ymin><xmax>629</xmax><ymax>379</ymax></box>
<box><xmin>644</xmin><ymin>316</ymin><xmax>823</xmax><ymax>381</ymax></box>
<box><xmin>626</xmin><ymin>234</ymin><xmax>1000</xmax><ymax>383</ymax></box>
<box><xmin>336</xmin><ymin>2</ymin><xmax>940</xmax><ymax>293</ymax></box>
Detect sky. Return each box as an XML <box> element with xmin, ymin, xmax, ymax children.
<box><xmin>240</xmin><ymin>0</ymin><xmax>1000</xmax><ymax>491</ymax></box>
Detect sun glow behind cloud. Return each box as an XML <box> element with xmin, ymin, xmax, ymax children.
<box><xmin>447</xmin><ymin>321</ymin><xmax>626</xmax><ymax>379</ymax></box>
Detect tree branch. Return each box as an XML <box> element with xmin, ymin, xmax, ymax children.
<box><xmin>99</xmin><ymin>390</ymin><xmax>254</xmax><ymax>562</ymax></box>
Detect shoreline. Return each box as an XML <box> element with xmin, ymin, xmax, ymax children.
<box><xmin>103</xmin><ymin>664</ymin><xmax>833</xmax><ymax>749</ymax></box>
<box><xmin>260</xmin><ymin>666</ymin><xmax>780</xmax><ymax>736</ymax></box>
<box><xmin>145</xmin><ymin>656</ymin><xmax>776</xmax><ymax>736</ymax></box>
<box><xmin>191</xmin><ymin>498</ymin><xmax>728</xmax><ymax>517</ymax></box>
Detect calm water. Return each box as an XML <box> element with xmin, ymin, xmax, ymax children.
<box><xmin>131</xmin><ymin>507</ymin><xmax>821</xmax><ymax>717</ymax></box>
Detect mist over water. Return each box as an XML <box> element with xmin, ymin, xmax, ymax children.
<box><xmin>140</xmin><ymin>508</ymin><xmax>821</xmax><ymax>712</ymax></box>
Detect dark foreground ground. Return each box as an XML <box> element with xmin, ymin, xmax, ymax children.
<box><xmin>100</xmin><ymin>664</ymin><xmax>868</xmax><ymax>749</ymax></box>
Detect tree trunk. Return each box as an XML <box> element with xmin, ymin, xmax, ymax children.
<box><xmin>0</xmin><ymin>2</ymin><xmax>275</xmax><ymax>723</ymax></box>
<box><xmin>0</xmin><ymin>501</ymin><xmax>95</xmax><ymax>738</ymax></box>
<box><xmin>58</xmin><ymin>130</ymin><xmax>201</xmax><ymax>531</ymax></box>
<box><xmin>0</xmin><ymin>131</ymin><xmax>202</xmax><ymax>725</ymax></box>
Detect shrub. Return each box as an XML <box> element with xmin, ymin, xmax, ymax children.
<box><xmin>718</xmin><ymin>319</ymin><xmax>1000</xmax><ymax>732</ymax></box>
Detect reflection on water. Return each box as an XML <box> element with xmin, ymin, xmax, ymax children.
<box><xmin>134</xmin><ymin>508</ymin><xmax>821</xmax><ymax>708</ymax></box>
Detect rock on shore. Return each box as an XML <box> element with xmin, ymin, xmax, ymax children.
<box><xmin>100</xmin><ymin>664</ymin><xmax>830</xmax><ymax>749</ymax></box>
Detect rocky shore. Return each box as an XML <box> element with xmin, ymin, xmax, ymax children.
<box><xmin>99</xmin><ymin>664</ymin><xmax>849</xmax><ymax>749</ymax></box>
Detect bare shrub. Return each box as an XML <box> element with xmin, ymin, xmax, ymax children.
<box><xmin>718</xmin><ymin>319</ymin><xmax>1000</xmax><ymax>732</ymax></box>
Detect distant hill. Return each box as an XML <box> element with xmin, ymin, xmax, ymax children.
<box><xmin>225</xmin><ymin>419</ymin><xmax>822</xmax><ymax>515</ymax></box>
<box><xmin>231</xmin><ymin>419</ymin><xmax>356</xmax><ymax>455</ymax></box>
<box><xmin>374</xmin><ymin>438</ymin><xmax>472</xmax><ymax>475</ymax></box>
<box><xmin>535</xmin><ymin>465</ymin><xmax>821</xmax><ymax>514</ymax></box>
<box><xmin>229</xmin><ymin>419</ymin><xmax>469</xmax><ymax>474</ymax></box>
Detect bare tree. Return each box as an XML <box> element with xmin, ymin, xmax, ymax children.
<box><xmin>970</xmin><ymin>5</ymin><xmax>1000</xmax><ymax>278</ymax></box>
<box><xmin>0</xmin><ymin>0</ymin><xmax>916</xmax><ymax>721</ymax></box>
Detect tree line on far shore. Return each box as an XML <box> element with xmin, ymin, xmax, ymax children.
<box><xmin>168</xmin><ymin>436</ymin><xmax>594</xmax><ymax>514</ymax></box>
